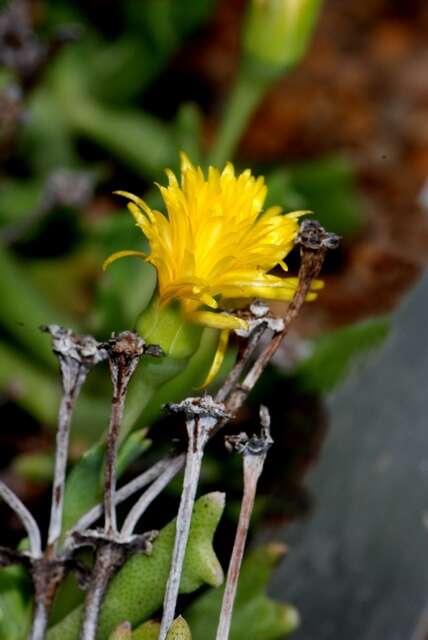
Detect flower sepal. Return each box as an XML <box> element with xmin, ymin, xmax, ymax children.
<box><xmin>136</xmin><ymin>294</ymin><xmax>203</xmax><ymax>362</ymax></box>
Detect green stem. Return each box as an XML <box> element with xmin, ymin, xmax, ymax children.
<box><xmin>208</xmin><ymin>69</ymin><xmax>269</xmax><ymax>167</ymax></box>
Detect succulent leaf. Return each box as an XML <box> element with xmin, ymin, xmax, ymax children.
<box><xmin>47</xmin><ymin>493</ymin><xmax>225</xmax><ymax>640</ymax></box>
<box><xmin>185</xmin><ymin>543</ymin><xmax>299</xmax><ymax>640</ymax></box>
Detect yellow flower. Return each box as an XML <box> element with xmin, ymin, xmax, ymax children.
<box><xmin>104</xmin><ymin>154</ymin><xmax>318</xmax><ymax>384</ymax></box>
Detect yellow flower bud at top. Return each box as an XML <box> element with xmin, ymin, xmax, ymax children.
<box><xmin>242</xmin><ymin>0</ymin><xmax>323</xmax><ymax>77</ymax></box>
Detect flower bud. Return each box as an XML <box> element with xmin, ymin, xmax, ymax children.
<box><xmin>242</xmin><ymin>0</ymin><xmax>322</xmax><ymax>77</ymax></box>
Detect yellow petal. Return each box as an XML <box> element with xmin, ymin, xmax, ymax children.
<box><xmin>114</xmin><ymin>190</ymin><xmax>156</xmax><ymax>223</ymax></box>
<box><xmin>102</xmin><ymin>250</ymin><xmax>147</xmax><ymax>271</ymax></box>
<box><xmin>200</xmin><ymin>329</ymin><xmax>230</xmax><ymax>388</ymax></box>
<box><xmin>199</xmin><ymin>292</ymin><xmax>219</xmax><ymax>309</ymax></box>
<box><xmin>188</xmin><ymin>310</ymin><xmax>248</xmax><ymax>331</ymax></box>
<box><xmin>180</xmin><ymin>151</ymin><xmax>193</xmax><ymax>172</ymax></box>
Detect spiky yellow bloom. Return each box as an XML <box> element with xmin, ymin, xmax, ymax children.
<box><xmin>104</xmin><ymin>154</ymin><xmax>318</xmax><ymax>383</ymax></box>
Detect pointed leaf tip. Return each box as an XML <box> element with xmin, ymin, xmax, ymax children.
<box><xmin>167</xmin><ymin>616</ymin><xmax>192</xmax><ymax>639</ymax></box>
<box><xmin>109</xmin><ymin>621</ymin><xmax>132</xmax><ymax>639</ymax></box>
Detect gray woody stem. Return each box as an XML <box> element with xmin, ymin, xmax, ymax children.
<box><xmin>28</xmin><ymin>327</ymin><xmax>107</xmax><ymax>640</ymax></box>
<box><xmin>79</xmin><ymin>543</ymin><xmax>126</xmax><ymax>640</ymax></box>
<box><xmin>120</xmin><ymin>454</ymin><xmax>185</xmax><ymax>540</ymax></box>
<box><xmin>0</xmin><ymin>481</ymin><xmax>41</xmax><ymax>557</ymax></box>
<box><xmin>158</xmin><ymin>397</ymin><xmax>229</xmax><ymax>640</ymax></box>
<box><xmin>67</xmin><ymin>457</ymin><xmax>181</xmax><ymax>541</ymax></box>
<box><xmin>44</xmin><ymin>325</ymin><xmax>107</xmax><ymax>549</ymax></box>
<box><xmin>103</xmin><ymin>332</ymin><xmax>149</xmax><ymax>535</ymax></box>
<box><xmin>79</xmin><ymin>332</ymin><xmax>161</xmax><ymax>640</ymax></box>
<box><xmin>78</xmin><ymin>533</ymin><xmax>156</xmax><ymax>640</ymax></box>
<box><xmin>29</xmin><ymin>601</ymin><xmax>48</xmax><ymax>640</ymax></box>
<box><xmin>216</xmin><ymin>407</ymin><xmax>273</xmax><ymax>640</ymax></box>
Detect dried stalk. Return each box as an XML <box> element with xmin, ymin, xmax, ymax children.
<box><xmin>26</xmin><ymin>327</ymin><xmax>107</xmax><ymax>640</ymax></box>
<box><xmin>102</xmin><ymin>332</ymin><xmax>147</xmax><ymax>535</ymax></box>
<box><xmin>77</xmin><ymin>532</ymin><xmax>156</xmax><ymax>640</ymax></box>
<box><xmin>67</xmin><ymin>457</ymin><xmax>180</xmax><ymax>541</ymax></box>
<box><xmin>215</xmin><ymin>320</ymin><xmax>267</xmax><ymax>404</ymax></box>
<box><xmin>120</xmin><ymin>454</ymin><xmax>185</xmax><ymax>540</ymax></box>
<box><xmin>29</xmin><ymin>558</ymin><xmax>69</xmax><ymax>640</ymax></box>
<box><xmin>216</xmin><ymin>407</ymin><xmax>273</xmax><ymax>640</ymax></box>
<box><xmin>226</xmin><ymin>221</ymin><xmax>339</xmax><ymax>414</ymax></box>
<box><xmin>0</xmin><ymin>480</ymin><xmax>41</xmax><ymax>558</ymax></box>
<box><xmin>44</xmin><ymin>325</ymin><xmax>107</xmax><ymax>550</ymax></box>
<box><xmin>79</xmin><ymin>332</ymin><xmax>162</xmax><ymax>640</ymax></box>
<box><xmin>158</xmin><ymin>398</ymin><xmax>230</xmax><ymax>640</ymax></box>
<box><xmin>79</xmin><ymin>542</ymin><xmax>127</xmax><ymax>640</ymax></box>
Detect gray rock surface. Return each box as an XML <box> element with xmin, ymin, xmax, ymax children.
<box><xmin>264</xmin><ymin>273</ymin><xmax>428</xmax><ymax>639</ymax></box>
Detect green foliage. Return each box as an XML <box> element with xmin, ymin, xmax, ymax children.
<box><xmin>119</xmin><ymin>295</ymin><xmax>205</xmax><ymax>437</ymax></box>
<box><xmin>264</xmin><ymin>169</ymin><xmax>305</xmax><ymax>212</ymax></box>
<box><xmin>12</xmin><ymin>452</ymin><xmax>54</xmax><ymax>484</ymax></box>
<box><xmin>138</xmin><ymin>328</ymin><xmax>229</xmax><ymax>428</ymax></box>
<box><xmin>294</xmin><ymin>318</ymin><xmax>390</xmax><ymax>393</ymax></box>
<box><xmin>47</xmin><ymin>493</ymin><xmax>225</xmax><ymax>640</ymax></box>
<box><xmin>20</xmin><ymin>0</ymin><xmax>215</xmax><ymax>179</ymax></box>
<box><xmin>186</xmin><ymin>543</ymin><xmax>299</xmax><ymax>640</ymax></box>
<box><xmin>67</xmin><ymin>100</ymin><xmax>176</xmax><ymax>179</ymax></box>
<box><xmin>89</xmin><ymin>214</ymin><xmax>156</xmax><ymax>336</ymax></box>
<box><xmin>0</xmin><ymin>179</ymin><xmax>41</xmax><ymax>226</ymax></box>
<box><xmin>286</xmin><ymin>155</ymin><xmax>363</xmax><ymax>237</ymax></box>
<box><xmin>61</xmin><ymin>432</ymin><xmax>151</xmax><ymax>535</ymax></box>
<box><xmin>0</xmin><ymin>566</ymin><xmax>32</xmax><ymax>640</ymax></box>
<box><xmin>0</xmin><ymin>244</ymin><xmax>72</xmax><ymax>368</ymax></box>
<box><xmin>0</xmin><ymin>340</ymin><xmax>109</xmax><ymax>436</ymax></box>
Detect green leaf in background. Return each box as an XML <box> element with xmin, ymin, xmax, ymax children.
<box><xmin>0</xmin><ymin>339</ymin><xmax>110</xmax><ymax>438</ymax></box>
<box><xmin>24</xmin><ymin>249</ymin><xmax>99</xmax><ymax>322</ymax></box>
<box><xmin>173</xmin><ymin>103</ymin><xmax>203</xmax><ymax>166</ymax></box>
<box><xmin>0</xmin><ymin>244</ymin><xmax>73</xmax><ymax>368</ymax></box>
<box><xmin>60</xmin><ymin>441</ymin><xmax>106</xmax><ymax>536</ymax></box>
<box><xmin>61</xmin><ymin>432</ymin><xmax>151</xmax><ymax>535</ymax></box>
<box><xmin>264</xmin><ymin>168</ymin><xmax>306</xmax><ymax>212</ymax></box>
<box><xmin>0</xmin><ymin>340</ymin><xmax>59</xmax><ymax>425</ymax></box>
<box><xmin>286</xmin><ymin>154</ymin><xmax>364</xmax><ymax>237</ymax></box>
<box><xmin>89</xmin><ymin>213</ymin><xmax>157</xmax><ymax>337</ymax></box>
<box><xmin>47</xmin><ymin>493</ymin><xmax>225</xmax><ymax>640</ymax></box>
<box><xmin>76</xmin><ymin>0</ymin><xmax>216</xmax><ymax>104</ymax></box>
<box><xmin>293</xmin><ymin>317</ymin><xmax>390</xmax><ymax>394</ymax></box>
<box><xmin>66</xmin><ymin>99</ymin><xmax>176</xmax><ymax>179</ymax></box>
<box><xmin>115</xmin><ymin>429</ymin><xmax>151</xmax><ymax>480</ymax></box>
<box><xmin>185</xmin><ymin>543</ymin><xmax>299</xmax><ymax>640</ymax></box>
<box><xmin>0</xmin><ymin>565</ymin><xmax>32</xmax><ymax>640</ymax></box>
<box><xmin>125</xmin><ymin>0</ymin><xmax>216</xmax><ymax>57</ymax></box>
<box><xmin>12</xmin><ymin>452</ymin><xmax>54</xmax><ymax>484</ymax></box>
<box><xmin>0</xmin><ymin>179</ymin><xmax>42</xmax><ymax>226</ymax></box>
<box><xmin>20</xmin><ymin>90</ymin><xmax>77</xmax><ymax>174</ymax></box>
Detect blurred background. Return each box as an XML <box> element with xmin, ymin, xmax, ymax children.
<box><xmin>0</xmin><ymin>0</ymin><xmax>428</xmax><ymax>638</ymax></box>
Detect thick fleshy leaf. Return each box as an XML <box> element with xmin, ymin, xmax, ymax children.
<box><xmin>47</xmin><ymin>493</ymin><xmax>225</xmax><ymax>640</ymax></box>
<box><xmin>185</xmin><ymin>544</ymin><xmax>299</xmax><ymax>640</ymax></box>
